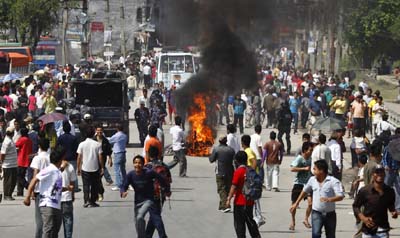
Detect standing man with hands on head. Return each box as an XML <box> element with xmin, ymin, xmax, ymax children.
<box><xmin>290</xmin><ymin>160</ymin><xmax>344</xmax><ymax>238</ymax></box>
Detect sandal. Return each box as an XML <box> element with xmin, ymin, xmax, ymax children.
<box><xmin>303</xmin><ymin>221</ymin><xmax>312</xmax><ymax>229</ymax></box>
<box><xmin>289</xmin><ymin>224</ymin><xmax>295</xmax><ymax>231</ymax></box>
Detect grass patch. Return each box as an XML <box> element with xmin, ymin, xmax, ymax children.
<box><xmin>351</xmin><ymin>77</ymin><xmax>398</xmax><ymax>101</ymax></box>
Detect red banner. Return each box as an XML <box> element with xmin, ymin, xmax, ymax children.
<box><xmin>91</xmin><ymin>22</ymin><xmax>104</xmax><ymax>32</ymax></box>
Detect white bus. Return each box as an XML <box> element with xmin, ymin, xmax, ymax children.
<box><xmin>156</xmin><ymin>52</ymin><xmax>197</xmax><ymax>88</ymax></box>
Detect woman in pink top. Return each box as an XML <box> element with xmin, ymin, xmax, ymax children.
<box><xmin>28</xmin><ymin>89</ymin><xmax>37</xmax><ymax>115</ymax></box>
<box><xmin>3</xmin><ymin>93</ymin><xmax>13</xmax><ymax>112</ymax></box>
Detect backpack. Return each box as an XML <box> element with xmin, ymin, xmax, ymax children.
<box><xmin>242</xmin><ymin>166</ymin><xmax>263</xmax><ymax>201</ymax></box>
<box><xmin>152</xmin><ymin>161</ymin><xmax>172</xmax><ymax>200</ymax></box>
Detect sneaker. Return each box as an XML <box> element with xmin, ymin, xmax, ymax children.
<box><xmin>90</xmin><ymin>202</ymin><xmax>100</xmax><ymax>208</ymax></box>
<box><xmin>105</xmin><ymin>181</ymin><xmax>114</xmax><ymax>186</ymax></box>
<box><xmin>273</xmin><ymin>188</ymin><xmax>280</xmax><ymax>192</ymax></box>
<box><xmin>223</xmin><ymin>208</ymin><xmax>231</xmax><ymax>213</ymax></box>
<box><xmin>4</xmin><ymin>196</ymin><xmax>15</xmax><ymax>201</ymax></box>
<box><xmin>128</xmin><ymin>185</ymin><xmax>134</xmax><ymax>191</ymax></box>
<box><xmin>258</xmin><ymin>219</ymin><xmax>266</xmax><ymax>227</ymax></box>
<box><xmin>83</xmin><ymin>202</ymin><xmax>90</xmax><ymax>208</ymax></box>
<box><xmin>111</xmin><ymin>186</ymin><xmax>120</xmax><ymax>191</ymax></box>
<box><xmin>98</xmin><ymin>194</ymin><xmax>103</xmax><ymax>202</ymax></box>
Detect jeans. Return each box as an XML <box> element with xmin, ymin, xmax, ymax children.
<box><xmin>3</xmin><ymin>167</ymin><xmax>17</xmax><ymax>197</ymax></box>
<box><xmin>145</xmin><ymin>200</ymin><xmax>168</xmax><ymax>238</ymax></box>
<box><xmin>265</xmin><ymin>164</ymin><xmax>280</xmax><ymax>189</ymax></box>
<box><xmin>353</xmin><ymin>118</ymin><xmax>366</xmax><ymax>132</ymax></box>
<box><xmin>61</xmin><ymin>201</ymin><xmax>74</xmax><ymax>238</ymax></box>
<box><xmin>292</xmin><ymin>112</ymin><xmax>298</xmax><ymax>133</ymax></box>
<box><xmin>216</xmin><ymin>175</ymin><xmax>232</xmax><ymax>210</ymax></box>
<box><xmin>301</xmin><ymin>111</ymin><xmax>309</xmax><ymax>128</ymax></box>
<box><xmin>233</xmin><ymin>205</ymin><xmax>261</xmax><ymax>238</ymax></box>
<box><xmin>128</xmin><ymin>88</ymin><xmax>136</xmax><ymax>102</ymax></box>
<box><xmin>234</xmin><ymin>114</ymin><xmax>244</xmax><ymax>134</ymax></box>
<box><xmin>17</xmin><ymin>166</ymin><xmax>28</xmax><ymax>195</ymax></box>
<box><xmin>68</xmin><ymin>161</ymin><xmax>79</xmax><ymax>192</ymax></box>
<box><xmin>311</xmin><ymin>210</ymin><xmax>337</xmax><ymax>238</ymax></box>
<box><xmin>114</xmin><ymin>152</ymin><xmax>127</xmax><ymax>188</ymax></box>
<box><xmin>134</xmin><ymin>200</ymin><xmax>154</xmax><ymax>238</ymax></box>
<box><xmin>40</xmin><ymin>206</ymin><xmax>62</xmax><ymax>238</ymax></box>
<box><xmin>137</xmin><ymin>125</ymin><xmax>149</xmax><ymax>147</ymax></box>
<box><xmin>81</xmin><ymin>170</ymin><xmax>100</xmax><ymax>204</ymax></box>
<box><xmin>171</xmin><ymin>150</ymin><xmax>187</xmax><ymax>177</ymax></box>
<box><xmin>253</xmin><ymin>199</ymin><xmax>264</xmax><ymax>224</ymax></box>
<box><xmin>35</xmin><ymin>193</ymin><xmax>43</xmax><ymax>238</ymax></box>
<box><xmin>385</xmin><ymin>169</ymin><xmax>400</xmax><ymax>211</ymax></box>
<box><xmin>267</xmin><ymin>110</ymin><xmax>276</xmax><ymax>127</ymax></box>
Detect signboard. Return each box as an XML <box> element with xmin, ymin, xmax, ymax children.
<box><xmin>103</xmin><ymin>51</ymin><xmax>114</xmax><ymax>57</ymax></box>
<box><xmin>66</xmin><ymin>30</ymin><xmax>83</xmax><ymax>41</ymax></box>
<box><xmin>91</xmin><ymin>22</ymin><xmax>104</xmax><ymax>32</ymax></box>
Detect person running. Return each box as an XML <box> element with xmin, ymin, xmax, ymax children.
<box><xmin>226</xmin><ymin>151</ymin><xmax>261</xmax><ymax>238</ymax></box>
<box><xmin>289</xmin><ymin>142</ymin><xmax>313</xmax><ymax>231</ymax></box>
<box><xmin>290</xmin><ymin>160</ymin><xmax>344</xmax><ymax>238</ymax></box>
<box><xmin>169</xmin><ymin>116</ymin><xmax>187</xmax><ymax>177</ymax></box>
<box><xmin>108</xmin><ymin>124</ymin><xmax>128</xmax><ymax>191</ymax></box>
<box><xmin>24</xmin><ymin>146</ymin><xmax>71</xmax><ymax>238</ymax></box>
<box><xmin>120</xmin><ymin>155</ymin><xmax>169</xmax><ymax>238</ymax></box>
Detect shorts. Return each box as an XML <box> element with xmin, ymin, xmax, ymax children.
<box><xmin>291</xmin><ymin>184</ymin><xmax>304</xmax><ymax>203</ymax></box>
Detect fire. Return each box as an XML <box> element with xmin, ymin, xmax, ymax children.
<box><xmin>187</xmin><ymin>93</ymin><xmax>214</xmax><ymax>156</ymax></box>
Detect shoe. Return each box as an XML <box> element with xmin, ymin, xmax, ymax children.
<box><xmin>74</xmin><ymin>188</ymin><xmax>82</xmax><ymax>193</ymax></box>
<box><xmin>273</xmin><ymin>188</ymin><xmax>280</xmax><ymax>192</ymax></box>
<box><xmin>98</xmin><ymin>194</ymin><xmax>103</xmax><ymax>202</ymax></box>
<box><xmin>83</xmin><ymin>202</ymin><xmax>90</xmax><ymax>208</ymax></box>
<box><xmin>105</xmin><ymin>181</ymin><xmax>114</xmax><ymax>186</ymax></box>
<box><xmin>223</xmin><ymin>208</ymin><xmax>231</xmax><ymax>213</ymax></box>
<box><xmin>111</xmin><ymin>186</ymin><xmax>120</xmax><ymax>191</ymax></box>
<box><xmin>258</xmin><ymin>219</ymin><xmax>266</xmax><ymax>227</ymax></box>
<box><xmin>90</xmin><ymin>202</ymin><xmax>100</xmax><ymax>208</ymax></box>
<box><xmin>4</xmin><ymin>196</ymin><xmax>15</xmax><ymax>201</ymax></box>
<box><xmin>128</xmin><ymin>185</ymin><xmax>134</xmax><ymax>191</ymax></box>
<box><xmin>16</xmin><ymin>193</ymin><xmax>23</xmax><ymax>197</ymax></box>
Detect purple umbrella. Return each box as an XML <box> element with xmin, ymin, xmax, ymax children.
<box><xmin>38</xmin><ymin>112</ymin><xmax>67</xmax><ymax>125</ymax></box>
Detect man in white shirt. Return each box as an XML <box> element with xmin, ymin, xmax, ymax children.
<box><xmin>143</xmin><ymin>63</ymin><xmax>152</xmax><ymax>88</ymax></box>
<box><xmin>77</xmin><ymin>126</ymin><xmax>104</xmax><ymax>207</ymax></box>
<box><xmin>30</xmin><ymin>138</ymin><xmax>50</xmax><ymax>238</ymax></box>
<box><xmin>376</xmin><ymin>114</ymin><xmax>396</xmax><ymax>137</ymax></box>
<box><xmin>137</xmin><ymin>88</ymin><xmax>151</xmax><ymax>108</ymax></box>
<box><xmin>169</xmin><ymin>116</ymin><xmax>187</xmax><ymax>177</ymax></box>
<box><xmin>327</xmin><ymin>132</ymin><xmax>342</xmax><ymax>180</ymax></box>
<box><xmin>1</xmin><ymin>127</ymin><xmax>18</xmax><ymax>201</ymax></box>
<box><xmin>60</xmin><ymin>160</ymin><xmax>77</xmax><ymax>238</ymax></box>
<box><xmin>227</xmin><ymin>124</ymin><xmax>240</xmax><ymax>153</ymax></box>
<box><xmin>24</xmin><ymin>146</ymin><xmax>70</xmax><ymax>238</ymax></box>
<box><xmin>127</xmin><ymin>73</ymin><xmax>137</xmax><ymax>102</ymax></box>
<box><xmin>311</xmin><ymin>134</ymin><xmax>333</xmax><ymax>175</ymax></box>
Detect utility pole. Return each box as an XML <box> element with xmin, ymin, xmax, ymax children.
<box><xmin>61</xmin><ymin>1</ymin><xmax>69</xmax><ymax>65</ymax></box>
<box><xmin>120</xmin><ymin>0</ymin><xmax>126</xmax><ymax>58</ymax></box>
<box><xmin>81</xmin><ymin>0</ymin><xmax>88</xmax><ymax>60</ymax></box>
<box><xmin>334</xmin><ymin>1</ymin><xmax>343</xmax><ymax>74</ymax></box>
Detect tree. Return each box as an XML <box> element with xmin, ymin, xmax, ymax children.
<box><xmin>344</xmin><ymin>0</ymin><xmax>400</xmax><ymax>67</ymax></box>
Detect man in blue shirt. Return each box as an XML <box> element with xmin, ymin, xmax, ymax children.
<box><xmin>121</xmin><ymin>155</ymin><xmax>169</xmax><ymax>238</ymax></box>
<box><xmin>109</xmin><ymin>124</ymin><xmax>128</xmax><ymax>191</ymax></box>
<box><xmin>383</xmin><ymin>134</ymin><xmax>400</xmax><ymax>212</ymax></box>
<box><xmin>289</xmin><ymin>92</ymin><xmax>301</xmax><ymax>135</ymax></box>
<box><xmin>233</xmin><ymin>95</ymin><xmax>246</xmax><ymax>134</ymax></box>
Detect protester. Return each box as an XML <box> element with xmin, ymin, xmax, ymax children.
<box><xmin>134</xmin><ymin>99</ymin><xmax>150</xmax><ymax>147</ymax></box>
<box><xmin>169</xmin><ymin>116</ymin><xmax>187</xmax><ymax>177</ymax></box>
<box><xmin>93</xmin><ymin>125</ymin><xmax>113</xmax><ymax>198</ymax></box>
<box><xmin>263</xmin><ymin>131</ymin><xmax>284</xmax><ymax>192</ymax></box>
<box><xmin>1</xmin><ymin>126</ymin><xmax>18</xmax><ymax>201</ymax></box>
<box><xmin>108</xmin><ymin>124</ymin><xmax>128</xmax><ymax>191</ymax></box>
<box><xmin>60</xmin><ymin>158</ymin><xmax>77</xmax><ymax>238</ymax></box>
<box><xmin>15</xmin><ymin>127</ymin><xmax>33</xmax><ymax>196</ymax></box>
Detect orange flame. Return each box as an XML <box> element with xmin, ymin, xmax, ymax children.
<box><xmin>187</xmin><ymin>93</ymin><xmax>214</xmax><ymax>156</ymax></box>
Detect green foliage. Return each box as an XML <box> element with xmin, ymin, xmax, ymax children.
<box><xmin>0</xmin><ymin>0</ymin><xmax>61</xmax><ymax>48</ymax></box>
<box><xmin>344</xmin><ymin>0</ymin><xmax>400</xmax><ymax>66</ymax></box>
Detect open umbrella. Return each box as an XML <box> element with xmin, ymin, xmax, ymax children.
<box><xmin>38</xmin><ymin>112</ymin><xmax>67</xmax><ymax>125</ymax></box>
<box><xmin>312</xmin><ymin>117</ymin><xmax>346</xmax><ymax>132</ymax></box>
<box><xmin>0</xmin><ymin>73</ymin><xmax>23</xmax><ymax>82</ymax></box>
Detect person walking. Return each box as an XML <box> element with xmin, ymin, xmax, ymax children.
<box><xmin>169</xmin><ymin>116</ymin><xmax>187</xmax><ymax>177</ymax></box>
<box><xmin>227</xmin><ymin>124</ymin><xmax>241</xmax><ymax>154</ymax></box>
<box><xmin>289</xmin><ymin>92</ymin><xmax>301</xmax><ymax>134</ymax></box>
<box><xmin>120</xmin><ymin>155</ymin><xmax>169</xmax><ymax>238</ymax></box>
<box><xmin>233</xmin><ymin>95</ymin><xmax>246</xmax><ymax>134</ymax></box>
<box><xmin>311</xmin><ymin>134</ymin><xmax>333</xmax><ymax>175</ymax></box>
<box><xmin>127</xmin><ymin>73</ymin><xmax>137</xmax><ymax>102</ymax></box>
<box><xmin>30</xmin><ymin>138</ymin><xmax>51</xmax><ymax>238</ymax></box>
<box><xmin>1</xmin><ymin>127</ymin><xmax>18</xmax><ymax>201</ymax></box>
<box><xmin>263</xmin><ymin>131</ymin><xmax>284</xmax><ymax>192</ymax></box>
<box><xmin>226</xmin><ymin>151</ymin><xmax>261</xmax><ymax>238</ymax></box>
<box><xmin>289</xmin><ymin>142</ymin><xmax>313</xmax><ymax>231</ymax></box>
<box><xmin>93</xmin><ymin>125</ymin><xmax>114</xmax><ymax>198</ymax></box>
<box><xmin>209</xmin><ymin>136</ymin><xmax>235</xmax><ymax>213</ymax></box>
<box><xmin>290</xmin><ymin>160</ymin><xmax>345</xmax><ymax>238</ymax></box>
<box><xmin>15</xmin><ymin>127</ymin><xmax>33</xmax><ymax>196</ymax></box>
<box><xmin>353</xmin><ymin>165</ymin><xmax>398</xmax><ymax>238</ymax></box>
<box><xmin>134</xmin><ymin>99</ymin><xmax>150</xmax><ymax>147</ymax></box>
<box><xmin>76</xmin><ymin>126</ymin><xmax>104</xmax><ymax>207</ymax></box>
<box><xmin>277</xmin><ymin>101</ymin><xmax>293</xmax><ymax>155</ymax></box>
<box><xmin>60</xmin><ymin>159</ymin><xmax>77</xmax><ymax>238</ymax></box>
<box><xmin>108</xmin><ymin>124</ymin><xmax>128</xmax><ymax>192</ymax></box>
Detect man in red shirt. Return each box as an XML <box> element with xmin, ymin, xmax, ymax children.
<box><xmin>15</xmin><ymin>127</ymin><xmax>33</xmax><ymax>196</ymax></box>
<box><xmin>226</xmin><ymin>151</ymin><xmax>261</xmax><ymax>238</ymax></box>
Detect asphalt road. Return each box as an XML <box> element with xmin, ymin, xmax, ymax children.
<box><xmin>1</xmin><ymin>102</ymin><xmax>400</xmax><ymax>238</ymax></box>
